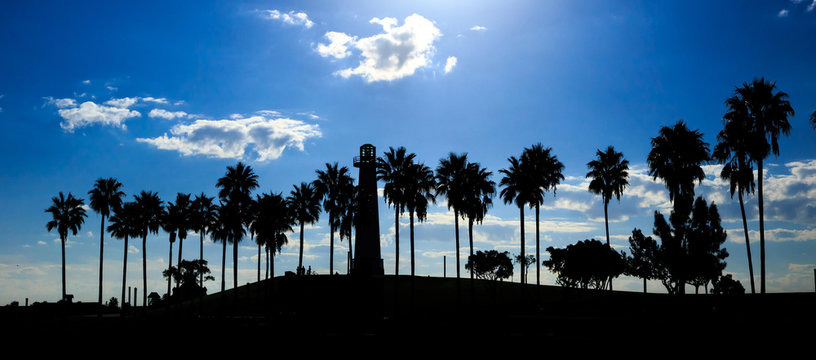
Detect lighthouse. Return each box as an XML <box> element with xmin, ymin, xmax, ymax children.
<box><xmin>352</xmin><ymin>144</ymin><xmax>384</xmax><ymax>276</ymax></box>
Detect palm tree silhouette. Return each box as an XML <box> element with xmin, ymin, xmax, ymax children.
<box><xmin>161</xmin><ymin>193</ymin><xmax>191</xmax><ymax>296</ymax></box>
<box><xmin>647</xmin><ymin>121</ymin><xmax>710</xmax><ymax>294</ymax></box>
<box><xmin>248</xmin><ymin>196</ymin><xmax>263</xmax><ymax>282</ymax></box>
<box><xmin>190</xmin><ymin>193</ymin><xmax>217</xmax><ymax>287</ymax></box>
<box><xmin>88</xmin><ymin>178</ymin><xmax>125</xmax><ymax>305</ymax></box>
<box><xmin>499</xmin><ymin>156</ymin><xmax>535</xmax><ymax>284</ymax></box>
<box><xmin>288</xmin><ymin>182</ymin><xmax>321</xmax><ymax>275</ymax></box>
<box><xmin>377</xmin><ymin>147</ymin><xmax>414</xmax><ymax>276</ymax></box>
<box><xmin>461</xmin><ymin>162</ymin><xmax>495</xmax><ymax>279</ymax></box>
<box><xmin>434</xmin><ymin>153</ymin><xmax>469</xmax><ymax>279</ymax></box>
<box><xmin>522</xmin><ymin>144</ymin><xmax>564</xmax><ymax>286</ymax></box>
<box><xmin>586</xmin><ymin>146</ymin><xmax>628</xmax><ymax>290</ymax></box>
<box><xmin>133</xmin><ymin>190</ymin><xmax>163</xmax><ymax>306</ymax></box>
<box><xmin>216</xmin><ymin>162</ymin><xmax>259</xmax><ymax>288</ymax></box>
<box><xmin>255</xmin><ymin>193</ymin><xmax>292</xmax><ymax>278</ymax></box>
<box><xmin>46</xmin><ymin>192</ymin><xmax>87</xmax><ymax>301</ymax></box>
<box><xmin>108</xmin><ymin>201</ymin><xmax>139</xmax><ymax>308</ymax></box>
<box><xmin>403</xmin><ymin>162</ymin><xmax>436</xmax><ymax>276</ymax></box>
<box><xmin>713</xmin><ymin>117</ymin><xmax>757</xmax><ymax>294</ymax></box>
<box><xmin>338</xmin><ymin>185</ymin><xmax>358</xmax><ymax>273</ymax></box>
<box><xmin>724</xmin><ymin>78</ymin><xmax>794</xmax><ymax>294</ymax></box>
<box><xmin>314</xmin><ymin>162</ymin><xmax>354</xmax><ymax>275</ymax></box>
<box><xmin>212</xmin><ymin>201</ymin><xmax>243</xmax><ymax>292</ymax></box>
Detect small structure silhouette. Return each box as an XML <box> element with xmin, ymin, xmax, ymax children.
<box><xmin>352</xmin><ymin>144</ymin><xmax>384</xmax><ymax>275</ymax></box>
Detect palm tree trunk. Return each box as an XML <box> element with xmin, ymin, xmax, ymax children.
<box><xmin>739</xmin><ymin>189</ymin><xmax>756</xmax><ymax>294</ymax></box>
<box><xmin>142</xmin><ymin>233</ymin><xmax>147</xmax><ymax>306</ymax></box>
<box><xmin>394</xmin><ymin>206</ymin><xmax>400</xmax><ymax>277</ymax></box>
<box><xmin>468</xmin><ymin>218</ymin><xmax>475</xmax><ymax>280</ymax></box>
<box><xmin>98</xmin><ymin>215</ymin><xmax>105</xmax><ymax>305</ymax></box>
<box><xmin>758</xmin><ymin>159</ymin><xmax>766</xmax><ymax>294</ymax></box>
<box><xmin>270</xmin><ymin>246</ymin><xmax>275</xmax><ymax>278</ymax></box>
<box><xmin>643</xmin><ymin>277</ymin><xmax>646</xmax><ymax>294</ymax></box>
<box><xmin>265</xmin><ymin>246</ymin><xmax>269</xmax><ymax>279</ymax></box>
<box><xmin>329</xmin><ymin>222</ymin><xmax>335</xmax><ymax>275</ymax></box>
<box><xmin>298</xmin><ymin>222</ymin><xmax>305</xmax><ymax>274</ymax></box>
<box><xmin>257</xmin><ymin>238</ymin><xmax>261</xmax><ymax>282</ymax></box>
<box><xmin>122</xmin><ymin>235</ymin><xmax>128</xmax><ymax>308</ymax></box>
<box><xmin>177</xmin><ymin>236</ymin><xmax>183</xmax><ymax>277</ymax></box>
<box><xmin>535</xmin><ymin>204</ymin><xmax>540</xmax><ymax>286</ymax></box>
<box><xmin>454</xmin><ymin>210</ymin><xmax>460</xmax><ymax>279</ymax></box>
<box><xmin>61</xmin><ymin>234</ymin><xmax>67</xmax><ymax>301</ymax></box>
<box><xmin>233</xmin><ymin>237</ymin><xmax>238</xmax><ymax>289</ymax></box>
<box><xmin>221</xmin><ymin>239</ymin><xmax>226</xmax><ymax>292</ymax></box>
<box><xmin>410</xmin><ymin>210</ymin><xmax>416</xmax><ymax>277</ymax></box>
<box><xmin>519</xmin><ymin>206</ymin><xmax>525</xmax><ymax>284</ymax></box>
<box><xmin>604</xmin><ymin>201</ymin><xmax>612</xmax><ymax>291</ymax></box>
<box><xmin>199</xmin><ymin>230</ymin><xmax>204</xmax><ymax>288</ymax></box>
<box><xmin>167</xmin><ymin>236</ymin><xmax>173</xmax><ymax>298</ymax></box>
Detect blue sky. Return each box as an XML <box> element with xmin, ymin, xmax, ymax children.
<box><xmin>1</xmin><ymin>1</ymin><xmax>815</xmax><ymax>305</ymax></box>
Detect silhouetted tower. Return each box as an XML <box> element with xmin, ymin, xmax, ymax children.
<box><xmin>352</xmin><ymin>144</ymin><xmax>384</xmax><ymax>275</ymax></box>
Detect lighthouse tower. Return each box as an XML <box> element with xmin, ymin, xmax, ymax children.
<box><xmin>352</xmin><ymin>144</ymin><xmax>384</xmax><ymax>276</ymax></box>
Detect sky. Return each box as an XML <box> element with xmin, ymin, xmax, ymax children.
<box><xmin>1</xmin><ymin>1</ymin><xmax>815</xmax><ymax>305</ymax></box>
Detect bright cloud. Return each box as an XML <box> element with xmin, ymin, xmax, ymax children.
<box><xmin>136</xmin><ymin>113</ymin><xmax>321</xmax><ymax>161</ymax></box>
<box><xmin>148</xmin><ymin>108</ymin><xmax>190</xmax><ymax>120</ymax></box>
<box><xmin>104</xmin><ymin>97</ymin><xmax>139</xmax><ymax>108</ymax></box>
<box><xmin>331</xmin><ymin>14</ymin><xmax>443</xmax><ymax>82</ymax></box>
<box><xmin>778</xmin><ymin>9</ymin><xmax>790</xmax><ymax>17</ymax></box>
<box><xmin>444</xmin><ymin>56</ymin><xmax>457</xmax><ymax>73</ymax></box>
<box><xmin>470</xmin><ymin>25</ymin><xmax>487</xmax><ymax>31</ymax></box>
<box><xmin>259</xmin><ymin>9</ymin><xmax>314</xmax><ymax>28</ymax></box>
<box><xmin>316</xmin><ymin>31</ymin><xmax>356</xmax><ymax>59</ymax></box>
<box><xmin>141</xmin><ymin>97</ymin><xmax>169</xmax><ymax>104</ymax></box>
<box><xmin>57</xmin><ymin>101</ymin><xmax>141</xmax><ymax>132</ymax></box>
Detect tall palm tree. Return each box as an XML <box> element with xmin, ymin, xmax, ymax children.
<box><xmin>190</xmin><ymin>193</ymin><xmax>217</xmax><ymax>287</ymax></box>
<box><xmin>288</xmin><ymin>182</ymin><xmax>321</xmax><ymax>274</ymax></box>
<box><xmin>173</xmin><ymin>193</ymin><xmax>191</xmax><ymax>274</ymax></box>
<box><xmin>434</xmin><ymin>153</ymin><xmax>469</xmax><ymax>279</ymax></box>
<box><xmin>313</xmin><ymin>162</ymin><xmax>354</xmax><ymax>275</ymax></box>
<box><xmin>461</xmin><ymin>162</ymin><xmax>495</xmax><ymax>279</ymax></box>
<box><xmin>647</xmin><ymin>121</ymin><xmax>710</xmax><ymax>294</ymax></box>
<box><xmin>499</xmin><ymin>156</ymin><xmax>535</xmax><ymax>284</ymax></box>
<box><xmin>211</xmin><ymin>201</ymin><xmax>244</xmax><ymax>292</ymax></box>
<box><xmin>133</xmin><ymin>190</ymin><xmax>163</xmax><ymax>306</ymax></box>
<box><xmin>46</xmin><ymin>192</ymin><xmax>87</xmax><ymax>301</ymax></box>
<box><xmin>216</xmin><ymin>162</ymin><xmax>259</xmax><ymax>288</ymax></box>
<box><xmin>254</xmin><ymin>193</ymin><xmax>293</xmax><ymax>279</ymax></box>
<box><xmin>108</xmin><ymin>201</ymin><xmax>139</xmax><ymax>307</ymax></box>
<box><xmin>377</xmin><ymin>146</ymin><xmax>415</xmax><ymax>276</ymax></box>
<box><xmin>403</xmin><ymin>162</ymin><xmax>436</xmax><ymax>276</ymax></box>
<box><xmin>724</xmin><ymin>78</ymin><xmax>794</xmax><ymax>294</ymax></box>
<box><xmin>248</xmin><ymin>196</ymin><xmax>263</xmax><ymax>282</ymax></box>
<box><xmin>160</xmin><ymin>202</ymin><xmax>177</xmax><ymax>297</ymax></box>
<box><xmin>713</xmin><ymin>117</ymin><xmax>757</xmax><ymax>294</ymax></box>
<box><xmin>522</xmin><ymin>144</ymin><xmax>565</xmax><ymax>286</ymax></box>
<box><xmin>88</xmin><ymin>177</ymin><xmax>125</xmax><ymax>305</ymax></box>
<box><xmin>586</xmin><ymin>146</ymin><xmax>628</xmax><ymax>290</ymax></box>
<box><xmin>338</xmin><ymin>185</ymin><xmax>358</xmax><ymax>273</ymax></box>
<box><xmin>161</xmin><ymin>193</ymin><xmax>191</xmax><ymax>296</ymax></box>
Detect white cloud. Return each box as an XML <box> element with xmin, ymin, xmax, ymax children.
<box><xmin>332</xmin><ymin>14</ymin><xmax>443</xmax><ymax>82</ymax></box>
<box><xmin>136</xmin><ymin>113</ymin><xmax>321</xmax><ymax>161</ymax></box>
<box><xmin>444</xmin><ymin>56</ymin><xmax>458</xmax><ymax>73</ymax></box>
<box><xmin>316</xmin><ymin>31</ymin><xmax>356</xmax><ymax>59</ymax></box>
<box><xmin>43</xmin><ymin>97</ymin><xmax>77</xmax><ymax>109</ymax></box>
<box><xmin>470</xmin><ymin>25</ymin><xmax>487</xmax><ymax>31</ymax></box>
<box><xmin>778</xmin><ymin>9</ymin><xmax>790</xmax><ymax>17</ymax></box>
<box><xmin>106</xmin><ymin>85</ymin><xmax>118</xmax><ymax>91</ymax></box>
<box><xmin>82</xmin><ymin>80</ymin><xmax>91</xmax><ymax>85</ymax></box>
<box><xmin>141</xmin><ymin>97</ymin><xmax>169</xmax><ymax>104</ymax></box>
<box><xmin>148</xmin><ymin>108</ymin><xmax>190</xmax><ymax>120</ymax></box>
<box><xmin>259</xmin><ymin>9</ymin><xmax>314</xmax><ymax>28</ymax></box>
<box><xmin>57</xmin><ymin>101</ymin><xmax>141</xmax><ymax>132</ymax></box>
<box><xmin>104</xmin><ymin>97</ymin><xmax>139</xmax><ymax>108</ymax></box>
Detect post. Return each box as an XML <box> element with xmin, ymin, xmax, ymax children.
<box><xmin>134</xmin><ymin>288</ymin><xmax>138</xmax><ymax>307</ymax></box>
<box><xmin>25</xmin><ymin>298</ymin><xmax>28</xmax><ymax>307</ymax></box>
<box><xmin>443</xmin><ymin>256</ymin><xmax>447</xmax><ymax>278</ymax></box>
<box><xmin>128</xmin><ymin>286</ymin><xmax>131</xmax><ymax>305</ymax></box>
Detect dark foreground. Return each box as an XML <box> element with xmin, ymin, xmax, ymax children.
<box><xmin>2</xmin><ymin>275</ymin><xmax>814</xmax><ymax>350</ymax></box>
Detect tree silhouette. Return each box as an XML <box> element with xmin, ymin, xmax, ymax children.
<box><xmin>711</xmin><ymin>274</ymin><xmax>745</xmax><ymax>295</ymax></box>
<box><xmin>403</xmin><ymin>162</ymin><xmax>436</xmax><ymax>276</ymax></box>
<box><xmin>544</xmin><ymin>239</ymin><xmax>625</xmax><ymax>290</ymax></box>
<box><xmin>108</xmin><ymin>201</ymin><xmax>139</xmax><ymax>308</ymax></box>
<box><xmin>46</xmin><ymin>192</ymin><xmax>87</xmax><ymax>301</ymax></box>
<box><xmin>88</xmin><ymin>177</ymin><xmax>125</xmax><ymax>305</ymax></box>
<box><xmin>216</xmin><ymin>162</ymin><xmax>258</xmax><ymax>288</ymax></box>
<box><xmin>724</xmin><ymin>77</ymin><xmax>794</xmax><ymax>294</ymax></box>
<box><xmin>162</xmin><ymin>259</ymin><xmax>214</xmax><ymax>301</ymax></box>
<box><xmin>499</xmin><ymin>156</ymin><xmax>535</xmax><ymax>284</ymax></box>
<box><xmin>521</xmin><ymin>144</ymin><xmax>565</xmax><ymax>286</ymax></box>
<box><xmin>211</xmin><ymin>201</ymin><xmax>243</xmax><ymax>292</ymax></box>
<box><xmin>161</xmin><ymin>193</ymin><xmax>191</xmax><ymax>296</ymax></box>
<box><xmin>435</xmin><ymin>152</ymin><xmax>469</xmax><ymax>279</ymax></box>
<box><xmin>190</xmin><ymin>193</ymin><xmax>217</xmax><ymax>287</ymax></box>
<box><xmin>713</xmin><ymin>117</ymin><xmax>757</xmax><ymax>293</ymax></box>
<box><xmin>465</xmin><ymin>250</ymin><xmax>513</xmax><ymax>281</ymax></box>
<box><xmin>687</xmin><ymin>198</ymin><xmax>728</xmax><ymax>294</ymax></box>
<box><xmin>254</xmin><ymin>193</ymin><xmax>292</xmax><ymax>278</ymax></box>
<box><xmin>377</xmin><ymin>146</ymin><xmax>414</xmax><ymax>276</ymax></box>
<box><xmin>461</xmin><ymin>162</ymin><xmax>495</xmax><ymax>279</ymax></box>
<box><xmin>624</xmin><ymin>228</ymin><xmax>660</xmax><ymax>293</ymax></box>
<box><xmin>133</xmin><ymin>190</ymin><xmax>163</xmax><ymax>306</ymax></box>
<box><xmin>514</xmin><ymin>254</ymin><xmax>536</xmax><ymax>284</ymax></box>
<box><xmin>586</xmin><ymin>146</ymin><xmax>628</xmax><ymax>290</ymax></box>
<box><xmin>288</xmin><ymin>182</ymin><xmax>321</xmax><ymax>275</ymax></box>
<box><xmin>313</xmin><ymin>162</ymin><xmax>354</xmax><ymax>275</ymax></box>
<box><xmin>338</xmin><ymin>185</ymin><xmax>358</xmax><ymax>273</ymax></box>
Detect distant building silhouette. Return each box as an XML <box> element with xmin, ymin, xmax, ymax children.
<box><xmin>352</xmin><ymin>144</ymin><xmax>384</xmax><ymax>275</ymax></box>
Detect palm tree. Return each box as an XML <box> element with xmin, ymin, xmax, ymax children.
<box><xmin>435</xmin><ymin>153</ymin><xmax>469</xmax><ymax>279</ymax></box>
<box><xmin>254</xmin><ymin>193</ymin><xmax>293</xmax><ymax>279</ymax></box>
<box><xmin>133</xmin><ymin>190</ymin><xmax>163</xmax><ymax>306</ymax></box>
<box><xmin>216</xmin><ymin>162</ymin><xmax>259</xmax><ymax>288</ymax></box>
<box><xmin>522</xmin><ymin>144</ymin><xmax>565</xmax><ymax>286</ymax></box>
<box><xmin>248</xmin><ymin>196</ymin><xmax>263</xmax><ymax>282</ymax></box>
<box><xmin>586</xmin><ymin>146</ymin><xmax>628</xmax><ymax>290</ymax></box>
<box><xmin>288</xmin><ymin>182</ymin><xmax>321</xmax><ymax>274</ymax></box>
<box><xmin>338</xmin><ymin>185</ymin><xmax>358</xmax><ymax>273</ymax></box>
<box><xmin>45</xmin><ymin>192</ymin><xmax>87</xmax><ymax>301</ymax></box>
<box><xmin>108</xmin><ymin>201</ymin><xmax>139</xmax><ymax>307</ymax></box>
<box><xmin>461</xmin><ymin>162</ymin><xmax>495</xmax><ymax>279</ymax></box>
<box><xmin>713</xmin><ymin>117</ymin><xmax>757</xmax><ymax>294</ymax></box>
<box><xmin>403</xmin><ymin>162</ymin><xmax>436</xmax><ymax>276</ymax></box>
<box><xmin>190</xmin><ymin>193</ymin><xmax>217</xmax><ymax>287</ymax></box>
<box><xmin>647</xmin><ymin>121</ymin><xmax>710</xmax><ymax>294</ymax></box>
<box><xmin>161</xmin><ymin>193</ymin><xmax>191</xmax><ymax>296</ymax></box>
<box><xmin>173</xmin><ymin>193</ymin><xmax>191</xmax><ymax>274</ymax></box>
<box><xmin>88</xmin><ymin>177</ymin><xmax>125</xmax><ymax>305</ymax></box>
<box><xmin>499</xmin><ymin>156</ymin><xmax>535</xmax><ymax>284</ymax></box>
<box><xmin>724</xmin><ymin>78</ymin><xmax>794</xmax><ymax>294</ymax></box>
<box><xmin>313</xmin><ymin>162</ymin><xmax>354</xmax><ymax>275</ymax></box>
<box><xmin>377</xmin><ymin>147</ymin><xmax>415</xmax><ymax>276</ymax></box>
<box><xmin>211</xmin><ymin>201</ymin><xmax>244</xmax><ymax>292</ymax></box>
